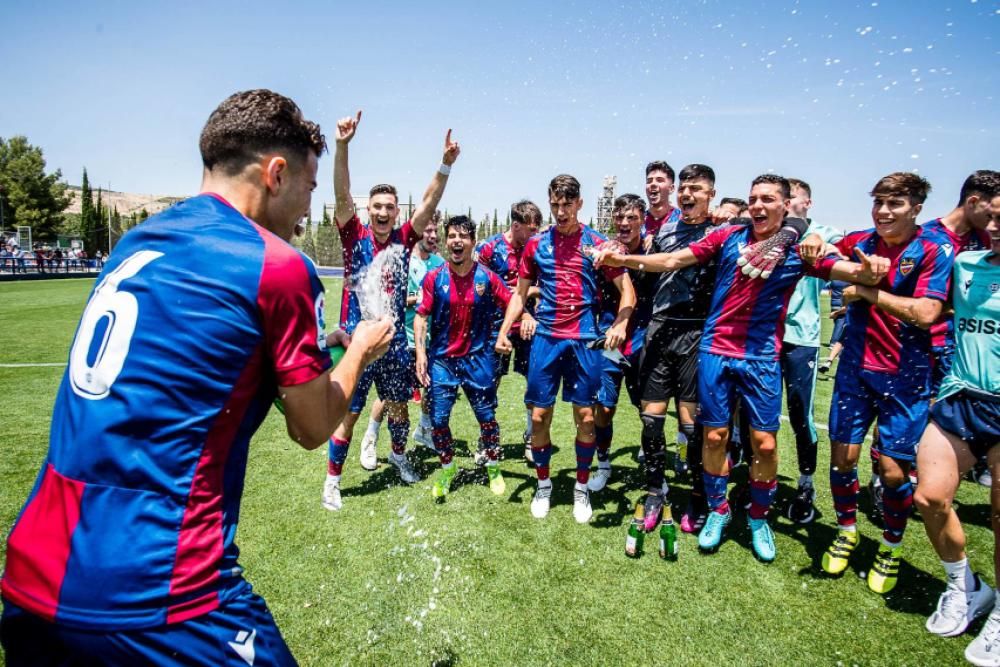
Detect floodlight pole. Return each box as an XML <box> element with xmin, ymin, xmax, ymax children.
<box><xmin>107</xmin><ymin>182</ymin><xmax>112</xmax><ymax>254</ymax></box>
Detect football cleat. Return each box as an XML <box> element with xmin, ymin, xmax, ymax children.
<box><xmin>821</xmin><ymin>529</ymin><xmax>858</xmax><ymax>576</ymax></box>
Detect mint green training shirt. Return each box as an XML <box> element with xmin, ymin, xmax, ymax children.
<box><xmin>938</xmin><ymin>250</ymin><xmax>1000</xmax><ymax>400</ymax></box>
<box><xmin>783</xmin><ymin>222</ymin><xmax>844</xmax><ymax>347</ymax></box>
<box><xmin>406</xmin><ymin>251</ymin><xmax>445</xmax><ymax>349</ymax></box>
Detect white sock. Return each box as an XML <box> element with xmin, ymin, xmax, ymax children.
<box><xmin>486</xmin><ymin>460</ymin><xmax>498</xmax><ymax>468</ymax></box>
<box><xmin>326</xmin><ymin>473</ymin><xmax>341</xmax><ymax>484</ymax></box>
<box><xmin>943</xmin><ymin>558</ymin><xmax>974</xmax><ymax>592</ymax></box>
<box><xmin>575</xmin><ymin>481</ymin><xmax>587</xmax><ymax>492</ymax></box>
<box><xmin>441</xmin><ymin>461</ymin><xmax>456</xmax><ymax>470</ymax></box>
<box><xmin>598</xmin><ymin>460</ymin><xmax>611</xmax><ymax>470</ymax></box>
<box><xmin>419</xmin><ymin>412</ymin><xmax>432</xmax><ymax>429</ymax></box>
<box><xmin>366</xmin><ymin>418</ymin><xmax>381</xmax><ymax>437</ymax></box>
<box><xmin>525</xmin><ymin>408</ymin><xmax>533</xmax><ymax>435</ymax></box>
<box><xmin>391</xmin><ymin>450</ymin><xmax>405</xmax><ymax>461</ymax></box>
<box><xmin>840</xmin><ymin>524</ymin><xmax>857</xmax><ymax>534</ymax></box>
<box><xmin>538</xmin><ymin>478</ymin><xmax>552</xmax><ymax>488</ymax></box>
<box><xmin>799</xmin><ymin>474</ymin><xmax>814</xmax><ymax>487</ymax></box>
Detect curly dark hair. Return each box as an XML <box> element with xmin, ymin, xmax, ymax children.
<box><xmin>199</xmin><ymin>89</ymin><xmax>326</xmax><ymax>175</ymax></box>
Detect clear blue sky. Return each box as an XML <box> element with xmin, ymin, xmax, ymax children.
<box><xmin>2</xmin><ymin>0</ymin><xmax>997</xmax><ymax>230</ymax></box>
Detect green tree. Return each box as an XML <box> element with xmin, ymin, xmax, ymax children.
<box><xmin>78</xmin><ymin>169</ymin><xmax>98</xmax><ymax>252</ymax></box>
<box><xmin>0</xmin><ymin>136</ymin><xmax>71</xmax><ymax>240</ymax></box>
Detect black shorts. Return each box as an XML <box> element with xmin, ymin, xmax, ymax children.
<box><xmin>931</xmin><ymin>389</ymin><xmax>1000</xmax><ymax>459</ymax></box>
<box><xmin>638</xmin><ymin>318</ymin><xmax>702</xmax><ymax>405</ymax></box>
<box><xmin>496</xmin><ymin>330</ymin><xmax>531</xmax><ymax>378</ymax></box>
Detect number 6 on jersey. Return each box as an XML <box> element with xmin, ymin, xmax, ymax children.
<box><xmin>69</xmin><ymin>250</ymin><xmax>163</xmax><ymax>400</ymax></box>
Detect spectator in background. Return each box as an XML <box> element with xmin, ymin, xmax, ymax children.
<box><xmin>713</xmin><ymin>197</ymin><xmax>749</xmax><ymax>225</ymax></box>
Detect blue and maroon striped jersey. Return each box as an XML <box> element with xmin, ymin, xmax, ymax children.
<box><xmin>834</xmin><ymin>226</ymin><xmax>954</xmax><ymax>374</ymax></box>
<box><xmin>476</xmin><ymin>232</ymin><xmax>523</xmax><ymax>288</ymax></box>
<box><xmin>417</xmin><ymin>263</ymin><xmax>511</xmax><ymax>358</ymax></box>
<box><xmin>643</xmin><ymin>207</ymin><xmax>681</xmax><ymax>237</ymax></box>
<box><xmin>690</xmin><ymin>225</ymin><xmax>825</xmax><ymax>361</ymax></box>
<box><xmin>2</xmin><ymin>194</ymin><xmax>331</xmax><ymax>630</ymax></box>
<box><xmin>519</xmin><ymin>225</ymin><xmax>625</xmax><ymax>340</ymax></box>
<box><xmin>339</xmin><ymin>214</ymin><xmax>419</xmax><ymax>343</ymax></box>
<box><xmin>922</xmin><ymin>218</ymin><xmax>990</xmax><ymax>348</ymax></box>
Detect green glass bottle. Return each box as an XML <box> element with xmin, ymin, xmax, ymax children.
<box><xmin>625</xmin><ymin>500</ymin><xmax>645</xmax><ymax>558</ymax></box>
<box><xmin>659</xmin><ymin>504</ymin><xmax>678</xmax><ymax>561</ymax></box>
<box><xmin>274</xmin><ymin>342</ymin><xmax>347</xmax><ymax>414</ymax></box>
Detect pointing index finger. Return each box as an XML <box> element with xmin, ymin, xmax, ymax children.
<box><xmin>355</xmin><ymin>109</ymin><xmax>363</xmax><ymax>126</ymax></box>
<box><xmin>445</xmin><ymin>129</ymin><xmax>452</xmax><ymax>145</ymax></box>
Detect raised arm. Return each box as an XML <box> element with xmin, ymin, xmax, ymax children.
<box><xmin>411</xmin><ymin>130</ymin><xmax>461</xmax><ymax>235</ymax></box>
<box><xmin>333</xmin><ymin>110</ymin><xmax>362</xmax><ymax>227</ymax></box>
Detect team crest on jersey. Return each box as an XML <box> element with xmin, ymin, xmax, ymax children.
<box><xmin>475</xmin><ymin>281</ymin><xmax>486</xmax><ymax>296</ymax></box>
<box><xmin>898</xmin><ymin>258</ymin><xmax>915</xmax><ymax>276</ymax></box>
<box><xmin>314</xmin><ymin>292</ymin><xmax>328</xmax><ymax>351</ymax></box>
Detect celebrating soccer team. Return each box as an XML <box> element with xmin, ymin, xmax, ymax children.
<box><xmin>320</xmin><ymin>107</ymin><xmax>1000</xmax><ymax>663</ymax></box>
<box><xmin>1</xmin><ymin>90</ymin><xmax>998</xmax><ymax>666</ymax></box>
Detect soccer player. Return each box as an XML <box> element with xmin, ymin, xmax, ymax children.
<box><xmin>477</xmin><ymin>200</ymin><xmax>542</xmax><ymax>460</ymax></box>
<box><xmin>921</xmin><ymin>170</ymin><xmax>998</xmax><ymax>393</ymax></box>
<box><xmin>414</xmin><ymin>215</ymin><xmax>512</xmax><ymax>498</ymax></box>
<box><xmin>358</xmin><ymin>221</ymin><xmax>445</xmax><ymax>468</ymax></box>
<box><xmin>596</xmin><ymin>174</ymin><xmax>886</xmax><ymax>562</ymax></box>
<box><xmin>0</xmin><ymin>90</ymin><xmax>394</xmax><ymax>666</ymax></box>
<box><xmin>590</xmin><ymin>194</ymin><xmax>656</xmax><ymax>495</ymax></box>
<box><xmin>780</xmin><ymin>179</ymin><xmax>843</xmax><ymax>524</ymax></box>
<box><xmin>806</xmin><ymin>172</ymin><xmax>954</xmax><ymax>593</ymax></box>
<box><xmin>913</xmin><ymin>202</ymin><xmax>1000</xmax><ymax>664</ymax></box>
<box><xmin>496</xmin><ymin>174</ymin><xmax>636</xmax><ymax>523</ymax></box>
<box><xmin>630</xmin><ymin>164</ymin><xmax>721</xmax><ymax>533</ymax></box>
<box><xmin>407</xmin><ymin>218</ymin><xmax>446</xmax><ymax>449</ymax></box>
<box><xmin>323</xmin><ymin>110</ymin><xmax>460</xmax><ymax>511</ymax></box>
<box><xmin>644</xmin><ymin>160</ymin><xmax>681</xmax><ymax>237</ymax></box>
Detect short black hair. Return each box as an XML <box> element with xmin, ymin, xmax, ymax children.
<box><xmin>645</xmin><ymin>160</ymin><xmax>676</xmax><ymax>182</ymax></box>
<box><xmin>678</xmin><ymin>163</ymin><xmax>716</xmax><ymax>186</ymax></box>
<box><xmin>369</xmin><ymin>184</ymin><xmax>398</xmax><ymax>201</ymax></box>
<box><xmin>445</xmin><ymin>214</ymin><xmax>476</xmax><ymax>239</ymax></box>
<box><xmin>751</xmin><ymin>174</ymin><xmax>792</xmax><ymax>200</ymax></box>
<box><xmin>958</xmin><ymin>170</ymin><xmax>1000</xmax><ymax>207</ymax></box>
<box><xmin>548</xmin><ymin>174</ymin><xmax>581</xmax><ymax>200</ymax></box>
<box><xmin>199</xmin><ymin>89</ymin><xmax>326</xmax><ymax>175</ymax></box>
<box><xmin>612</xmin><ymin>193</ymin><xmax>646</xmax><ymax>216</ymax></box>
<box><xmin>720</xmin><ymin>197</ymin><xmax>748</xmax><ymax>213</ymax></box>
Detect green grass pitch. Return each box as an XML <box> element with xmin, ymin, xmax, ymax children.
<box><xmin>0</xmin><ymin>277</ymin><xmax>994</xmax><ymax>666</ymax></box>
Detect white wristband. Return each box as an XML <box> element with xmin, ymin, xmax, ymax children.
<box><xmin>438</xmin><ymin>163</ymin><xmax>451</xmax><ymax>176</ymax></box>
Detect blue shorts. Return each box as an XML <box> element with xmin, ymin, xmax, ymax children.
<box><xmin>350</xmin><ymin>340</ymin><xmax>413</xmax><ymax>413</ymax></box>
<box><xmin>429</xmin><ymin>355</ymin><xmax>498</xmax><ymax>425</ymax></box>
<box><xmin>931</xmin><ymin>390</ymin><xmax>1000</xmax><ymax>459</ymax></box>
<box><xmin>698</xmin><ymin>351</ymin><xmax>782</xmax><ymax>432</ymax></box>
<box><xmin>524</xmin><ymin>334</ymin><xmax>602</xmax><ymax>408</ymax></box>
<box><xmin>930</xmin><ymin>345</ymin><xmax>955</xmax><ymax>396</ymax></box>
<box><xmin>596</xmin><ymin>348</ymin><xmax>642</xmax><ymax>409</ymax></box>
<box><xmin>829</xmin><ymin>364</ymin><xmax>931</xmax><ymax>461</ymax></box>
<box><xmin>1</xmin><ymin>589</ymin><xmax>295</xmax><ymax>667</ymax></box>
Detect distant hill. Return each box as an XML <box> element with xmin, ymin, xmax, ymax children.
<box><xmin>64</xmin><ymin>186</ymin><xmax>187</xmax><ymax>216</ymax></box>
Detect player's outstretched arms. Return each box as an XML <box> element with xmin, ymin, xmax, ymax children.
<box><xmin>594</xmin><ymin>246</ymin><xmax>696</xmax><ymax>273</ymax></box>
<box><xmin>280</xmin><ymin>317</ymin><xmax>394</xmax><ymax>449</ymax></box>
<box><xmin>333</xmin><ymin>110</ymin><xmax>362</xmax><ymax>226</ymax></box>
<box><xmin>412</xmin><ymin>130</ymin><xmax>461</xmax><ymax>235</ymax></box>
